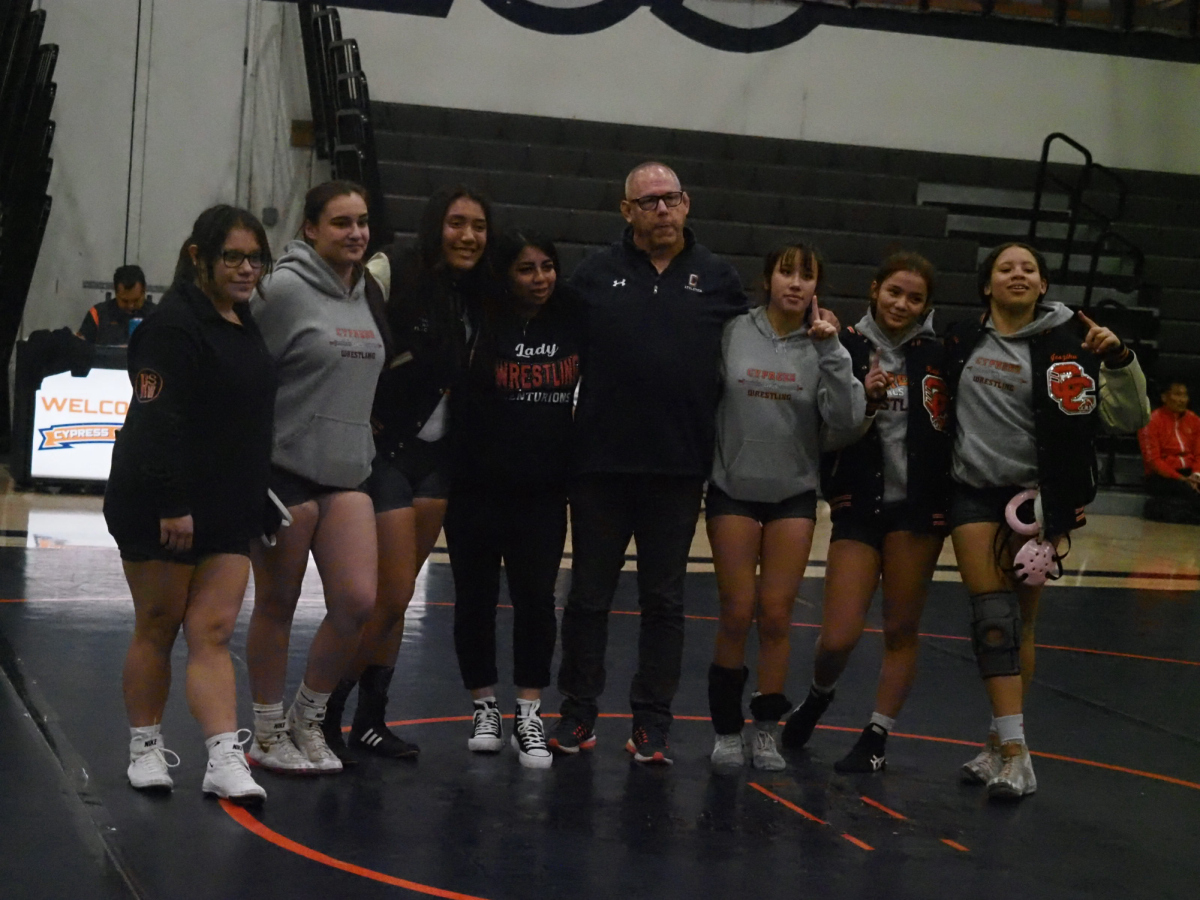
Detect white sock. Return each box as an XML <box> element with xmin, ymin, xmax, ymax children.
<box><xmin>129</xmin><ymin>724</ymin><xmax>162</xmax><ymax>755</ymax></box>
<box><xmin>869</xmin><ymin>712</ymin><xmax>895</xmax><ymax>733</ymax></box>
<box><xmin>253</xmin><ymin>702</ymin><xmax>285</xmax><ymax>736</ymax></box>
<box><xmin>811</xmin><ymin>681</ymin><xmax>836</xmax><ymax>698</ymax></box>
<box><xmin>516</xmin><ymin>697</ymin><xmax>540</xmax><ymax>717</ymax></box>
<box><xmin>205</xmin><ymin>731</ymin><xmax>239</xmax><ymax>758</ymax></box>
<box><xmin>474</xmin><ymin>695</ymin><xmax>498</xmax><ymax>708</ymax></box>
<box><xmin>291</xmin><ymin>682</ymin><xmax>331</xmax><ymax>723</ymax></box>
<box><xmin>995</xmin><ymin>714</ymin><xmax>1025</xmax><ymax>746</ymax></box>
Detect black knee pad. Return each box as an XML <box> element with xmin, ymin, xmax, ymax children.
<box><xmin>707</xmin><ymin>664</ymin><xmax>748</xmax><ymax>734</ymax></box>
<box><xmin>749</xmin><ymin>691</ymin><xmax>792</xmax><ymax>724</ymax></box>
<box><xmin>969</xmin><ymin>591</ymin><xmax>1022</xmax><ymax>679</ymax></box>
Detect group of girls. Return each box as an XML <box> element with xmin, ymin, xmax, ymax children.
<box><xmin>707</xmin><ymin>239</ymin><xmax>1147</xmax><ymax>802</ymax></box>
<box><xmin>107</xmin><ymin>179</ymin><xmax>581</xmax><ymax>801</ymax></box>
<box><xmin>106</xmin><ymin>174</ymin><xmax>1147</xmax><ymax>806</ymax></box>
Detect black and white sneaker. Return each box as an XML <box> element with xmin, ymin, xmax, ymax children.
<box><xmin>834</xmin><ymin>723</ymin><xmax>888</xmax><ymax>774</ymax></box>
<box><xmin>468</xmin><ymin>699</ymin><xmax>503</xmax><ymax>753</ymax></box>
<box><xmin>511</xmin><ymin>700</ymin><xmax>552</xmax><ymax>769</ymax></box>
<box><xmin>353</xmin><ymin>725</ymin><xmax>420</xmax><ymax>759</ymax></box>
<box><xmin>781</xmin><ymin>687</ymin><xmax>835</xmax><ymax>750</ymax></box>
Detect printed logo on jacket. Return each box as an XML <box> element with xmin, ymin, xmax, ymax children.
<box><xmin>495</xmin><ymin>343</ymin><xmax>580</xmax><ymax>404</ymax></box>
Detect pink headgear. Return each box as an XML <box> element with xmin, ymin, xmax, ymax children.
<box><xmin>1005</xmin><ymin>490</ymin><xmax>1058</xmax><ymax>586</ymax></box>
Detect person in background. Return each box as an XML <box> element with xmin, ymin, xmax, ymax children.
<box><xmin>1138</xmin><ymin>381</ymin><xmax>1200</xmax><ymax>523</ymax></box>
<box><xmin>104</xmin><ymin>206</ymin><xmax>275</xmax><ymax>803</ymax></box>
<box><xmin>79</xmin><ymin>265</ymin><xmax>157</xmax><ymax>345</ymax></box>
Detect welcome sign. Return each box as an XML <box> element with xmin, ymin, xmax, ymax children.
<box><xmin>30</xmin><ymin>369</ymin><xmax>131</xmax><ymax>481</ymax></box>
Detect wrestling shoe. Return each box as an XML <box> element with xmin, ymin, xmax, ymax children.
<box><xmin>751</xmin><ymin>721</ymin><xmax>786</xmax><ymax>771</ymax></box>
<box><xmin>548</xmin><ymin>713</ymin><xmax>596</xmax><ymax>755</ymax></box>
<box><xmin>248</xmin><ymin>723</ymin><xmax>319</xmax><ymax>775</ymax></box>
<box><xmin>781</xmin><ymin>687</ymin><xmax>834</xmax><ymax>749</ymax></box>
<box><xmin>511</xmin><ymin>700</ymin><xmax>552</xmax><ymax>769</ymax></box>
<box><xmin>468</xmin><ymin>699</ymin><xmax>503</xmax><ymax>753</ymax></box>
<box><xmin>987</xmin><ymin>742</ymin><xmax>1037</xmax><ymax>801</ymax></box>
<box><xmin>710</xmin><ymin>733</ymin><xmax>745</xmax><ymax>768</ymax></box>
<box><xmin>202</xmin><ymin>731</ymin><xmax>266</xmax><ymax>803</ymax></box>
<box><xmin>127</xmin><ymin>732</ymin><xmax>180</xmax><ymax>791</ymax></box>
<box><xmin>626</xmin><ymin>724</ymin><xmax>673</xmax><ymax>765</ymax></box>
<box><xmin>287</xmin><ymin>704</ymin><xmax>343</xmax><ymax>773</ymax></box>
<box><xmin>960</xmin><ymin>731</ymin><xmax>1003</xmax><ymax>785</ymax></box>
<box><xmin>834</xmin><ymin>723</ymin><xmax>888</xmax><ymax>774</ymax></box>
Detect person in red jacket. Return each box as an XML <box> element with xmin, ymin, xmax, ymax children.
<box><xmin>1139</xmin><ymin>382</ymin><xmax>1200</xmax><ymax>522</ymax></box>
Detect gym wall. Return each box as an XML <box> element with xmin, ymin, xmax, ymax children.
<box><xmin>22</xmin><ymin>0</ymin><xmax>1200</xmax><ymax>337</ymax></box>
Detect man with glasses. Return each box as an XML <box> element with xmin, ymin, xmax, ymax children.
<box><xmin>552</xmin><ymin>161</ymin><xmax>747</xmax><ymax>764</ymax></box>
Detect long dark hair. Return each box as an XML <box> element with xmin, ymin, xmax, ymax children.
<box><xmin>173</xmin><ymin>205</ymin><xmax>272</xmax><ymax>289</ymax></box>
<box><xmin>416</xmin><ymin>183</ymin><xmax>494</xmax><ymax>275</ymax></box>
<box><xmin>493</xmin><ymin>231</ymin><xmax>560</xmax><ymax>301</ymax></box>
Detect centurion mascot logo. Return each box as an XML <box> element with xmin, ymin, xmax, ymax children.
<box><xmin>921</xmin><ymin>374</ymin><xmax>949</xmax><ymax>433</ymax></box>
<box><xmin>1046</xmin><ymin>361</ymin><xmax>1096</xmax><ymax>415</ymax></box>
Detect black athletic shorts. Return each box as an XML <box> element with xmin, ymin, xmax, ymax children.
<box><xmin>829</xmin><ymin>501</ymin><xmax>940</xmax><ymax>552</ymax></box>
<box><xmin>705</xmin><ymin>483</ymin><xmax>818</xmax><ymax>524</ymax></box>
<box><xmin>268</xmin><ymin>465</ymin><xmax>368</xmax><ymax>510</ymax></box>
<box><xmin>366</xmin><ymin>438</ymin><xmax>451</xmax><ymax>515</ymax></box>
<box><xmin>948</xmin><ymin>482</ymin><xmax>1027</xmax><ymax>530</ymax></box>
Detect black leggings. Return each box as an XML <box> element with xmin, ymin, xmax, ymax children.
<box><xmin>444</xmin><ymin>483</ymin><xmax>567</xmax><ymax>691</ymax></box>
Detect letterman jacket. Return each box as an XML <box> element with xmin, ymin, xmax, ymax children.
<box><xmin>944</xmin><ymin>311</ymin><xmax>1148</xmax><ymax>537</ymax></box>
<box><xmin>366</xmin><ymin>242</ymin><xmax>483</xmax><ymax>457</ymax></box>
<box><xmin>821</xmin><ymin>324</ymin><xmax>951</xmax><ymax>532</ymax></box>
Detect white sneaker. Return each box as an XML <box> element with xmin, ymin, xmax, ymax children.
<box><xmin>248</xmin><ymin>720</ymin><xmax>319</xmax><ymax>775</ymax></box>
<box><xmin>710</xmin><ymin>733</ymin><xmax>745</xmax><ymax>768</ymax></box>
<box><xmin>751</xmin><ymin>722</ymin><xmax>786</xmax><ymax>771</ymax></box>
<box><xmin>961</xmin><ymin>731</ymin><xmax>1003</xmax><ymax>785</ymax></box>
<box><xmin>203</xmin><ymin>731</ymin><xmax>267</xmax><ymax>803</ymax></box>
<box><xmin>468</xmin><ymin>701</ymin><xmax>503</xmax><ymax>753</ymax></box>
<box><xmin>511</xmin><ymin>701</ymin><xmax>552</xmax><ymax>769</ymax></box>
<box><xmin>127</xmin><ymin>734</ymin><xmax>180</xmax><ymax>791</ymax></box>
<box><xmin>987</xmin><ymin>742</ymin><xmax>1037</xmax><ymax>801</ymax></box>
<box><xmin>288</xmin><ymin>704</ymin><xmax>343</xmax><ymax>773</ymax></box>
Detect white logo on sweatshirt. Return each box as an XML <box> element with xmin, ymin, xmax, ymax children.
<box><xmin>613</xmin><ymin>279</ymin><xmax>626</xmax><ymax>287</ymax></box>
<box><xmin>513</xmin><ymin>342</ymin><xmax>558</xmax><ymax>359</ymax></box>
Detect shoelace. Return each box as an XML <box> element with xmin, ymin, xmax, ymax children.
<box><xmin>474</xmin><ymin>706</ymin><xmax>502</xmax><ymax>737</ymax></box>
<box><xmin>754</xmin><ymin>729</ymin><xmax>777</xmax><ymax>753</ymax></box>
<box><xmin>515</xmin><ymin>712</ymin><xmax>547</xmax><ymax>750</ymax></box>
<box><xmin>136</xmin><ymin>746</ymin><xmax>182</xmax><ymax>769</ymax></box>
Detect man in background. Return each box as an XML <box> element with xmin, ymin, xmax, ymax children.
<box><xmin>1139</xmin><ymin>381</ymin><xmax>1200</xmax><ymax>523</ymax></box>
<box><xmin>78</xmin><ymin>265</ymin><xmax>156</xmax><ymax>345</ymax></box>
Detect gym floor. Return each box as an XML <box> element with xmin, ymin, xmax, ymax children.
<box><xmin>1</xmin><ymin>478</ymin><xmax>1197</xmax><ymax>900</ymax></box>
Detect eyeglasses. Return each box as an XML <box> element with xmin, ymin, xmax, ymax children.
<box><xmin>630</xmin><ymin>191</ymin><xmax>684</xmax><ymax>212</ymax></box>
<box><xmin>220</xmin><ymin>250</ymin><xmax>266</xmax><ymax>269</ymax></box>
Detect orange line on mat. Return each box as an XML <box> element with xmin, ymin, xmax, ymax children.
<box><xmin>941</xmin><ymin>839</ymin><xmax>971</xmax><ymax>852</ymax></box>
<box><xmin>220</xmin><ymin>801</ymin><xmax>490</xmax><ymax>900</ymax></box>
<box><xmin>859</xmin><ymin>795</ymin><xmax>908</xmax><ymax>820</ymax></box>
<box><xmin>748</xmin><ymin>782</ymin><xmax>827</xmax><ymax>824</ymax></box>
<box><xmin>840</xmin><ymin>833</ymin><xmax>875</xmax><ymax>851</ymax></box>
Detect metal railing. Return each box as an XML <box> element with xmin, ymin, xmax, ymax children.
<box><xmin>297</xmin><ymin>3</ymin><xmax>389</xmax><ymax>253</ymax></box>
<box><xmin>0</xmin><ymin>0</ymin><xmax>58</xmax><ymax>443</ymax></box>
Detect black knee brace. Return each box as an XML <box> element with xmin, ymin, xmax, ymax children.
<box><xmin>749</xmin><ymin>691</ymin><xmax>792</xmax><ymax>724</ymax></box>
<box><xmin>707</xmin><ymin>664</ymin><xmax>748</xmax><ymax>734</ymax></box>
<box><xmin>969</xmin><ymin>591</ymin><xmax>1022</xmax><ymax>679</ymax></box>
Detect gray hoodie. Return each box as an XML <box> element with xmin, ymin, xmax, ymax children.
<box><xmin>855</xmin><ymin>310</ymin><xmax>937</xmax><ymax>503</ymax></box>
<box><xmin>952</xmin><ymin>300</ymin><xmax>1075</xmax><ymax>489</ymax></box>
<box><xmin>711</xmin><ymin>306</ymin><xmax>865</xmax><ymax>503</ymax></box>
<box><xmin>252</xmin><ymin>240</ymin><xmax>384</xmax><ymax>488</ymax></box>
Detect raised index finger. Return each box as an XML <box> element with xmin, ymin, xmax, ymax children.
<box><xmin>809</xmin><ymin>294</ymin><xmax>820</xmax><ymax>321</ymax></box>
<box><xmin>1076</xmin><ymin>309</ymin><xmax>1098</xmax><ymax>330</ymax></box>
